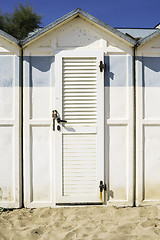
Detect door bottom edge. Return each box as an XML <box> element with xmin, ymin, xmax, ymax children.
<box><xmin>56</xmin><ymin>202</ymin><xmax>103</xmax><ymax>206</ymax></box>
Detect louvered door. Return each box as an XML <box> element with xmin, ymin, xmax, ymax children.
<box><xmin>55</xmin><ymin>50</ymin><xmax>104</xmax><ymax>203</ymax></box>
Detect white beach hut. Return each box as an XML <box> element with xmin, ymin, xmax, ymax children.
<box><xmin>1</xmin><ymin>8</ymin><xmax>160</xmax><ymax>208</ymax></box>
<box><xmin>22</xmin><ymin>9</ymin><xmax>135</xmax><ymax>208</ymax></box>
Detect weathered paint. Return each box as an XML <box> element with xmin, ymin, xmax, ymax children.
<box><xmin>0</xmin><ymin>36</ymin><xmax>21</xmax><ymax>208</ymax></box>
<box><xmin>22</xmin><ymin>8</ymin><xmax>136</xmax><ymax>46</ymax></box>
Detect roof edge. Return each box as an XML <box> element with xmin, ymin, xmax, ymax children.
<box><xmin>22</xmin><ymin>8</ymin><xmax>136</xmax><ymax>46</ymax></box>
<box><xmin>136</xmin><ymin>28</ymin><xmax>160</xmax><ymax>47</ymax></box>
<box><xmin>77</xmin><ymin>9</ymin><xmax>136</xmax><ymax>45</ymax></box>
<box><xmin>1</xmin><ymin>9</ymin><xmax>160</xmax><ymax>48</ymax></box>
<box><xmin>22</xmin><ymin>8</ymin><xmax>81</xmax><ymax>45</ymax></box>
<box><xmin>0</xmin><ymin>29</ymin><xmax>20</xmax><ymax>45</ymax></box>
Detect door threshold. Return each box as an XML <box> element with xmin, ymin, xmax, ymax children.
<box><xmin>56</xmin><ymin>203</ymin><xmax>103</xmax><ymax>206</ymax></box>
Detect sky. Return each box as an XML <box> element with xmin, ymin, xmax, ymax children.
<box><xmin>0</xmin><ymin>0</ymin><xmax>160</xmax><ymax>29</ymax></box>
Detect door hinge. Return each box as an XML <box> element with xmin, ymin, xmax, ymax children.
<box><xmin>99</xmin><ymin>61</ymin><xmax>106</xmax><ymax>72</ymax></box>
<box><xmin>99</xmin><ymin>180</ymin><xmax>106</xmax><ymax>202</ymax></box>
<box><xmin>99</xmin><ymin>180</ymin><xmax>106</xmax><ymax>192</ymax></box>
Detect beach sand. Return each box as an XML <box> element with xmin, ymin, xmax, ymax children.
<box><xmin>0</xmin><ymin>205</ymin><xmax>160</xmax><ymax>239</ymax></box>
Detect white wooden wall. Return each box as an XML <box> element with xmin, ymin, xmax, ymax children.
<box><xmin>136</xmin><ymin>36</ymin><xmax>160</xmax><ymax>205</ymax></box>
<box><xmin>23</xmin><ymin>52</ymin><xmax>55</xmax><ymax>208</ymax></box>
<box><xmin>0</xmin><ymin>38</ymin><xmax>21</xmax><ymax>208</ymax></box>
<box><xmin>105</xmin><ymin>54</ymin><xmax>134</xmax><ymax>206</ymax></box>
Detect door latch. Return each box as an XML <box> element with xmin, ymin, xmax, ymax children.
<box><xmin>52</xmin><ymin>110</ymin><xmax>58</xmax><ymax>131</ymax></box>
<box><xmin>99</xmin><ymin>180</ymin><xmax>106</xmax><ymax>202</ymax></box>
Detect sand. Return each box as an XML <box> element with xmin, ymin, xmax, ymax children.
<box><xmin>0</xmin><ymin>205</ymin><xmax>160</xmax><ymax>240</ymax></box>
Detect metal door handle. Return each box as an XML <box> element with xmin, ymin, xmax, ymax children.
<box><xmin>57</xmin><ymin>118</ymin><xmax>67</xmax><ymax>123</ymax></box>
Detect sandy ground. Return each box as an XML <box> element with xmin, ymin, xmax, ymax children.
<box><xmin>0</xmin><ymin>206</ymin><xmax>160</xmax><ymax>240</ymax></box>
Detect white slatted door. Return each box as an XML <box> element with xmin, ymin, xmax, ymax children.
<box><xmin>55</xmin><ymin>50</ymin><xmax>104</xmax><ymax>203</ymax></box>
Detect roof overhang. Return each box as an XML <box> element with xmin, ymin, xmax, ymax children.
<box><xmin>136</xmin><ymin>29</ymin><xmax>160</xmax><ymax>48</ymax></box>
<box><xmin>21</xmin><ymin>8</ymin><xmax>137</xmax><ymax>47</ymax></box>
<box><xmin>1</xmin><ymin>9</ymin><xmax>159</xmax><ymax>49</ymax></box>
<box><xmin>0</xmin><ymin>30</ymin><xmax>20</xmax><ymax>46</ymax></box>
